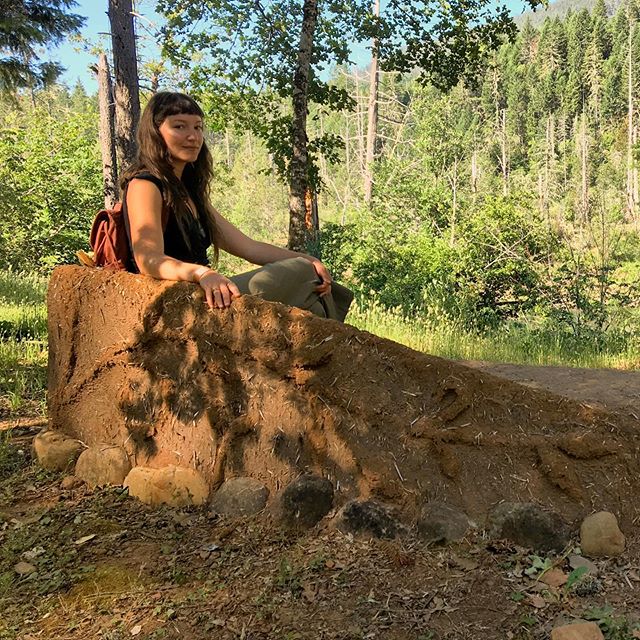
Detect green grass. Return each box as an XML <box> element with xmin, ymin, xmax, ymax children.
<box><xmin>0</xmin><ymin>269</ymin><xmax>47</xmax><ymax>306</ymax></box>
<box><xmin>348</xmin><ymin>298</ymin><xmax>640</xmax><ymax>369</ymax></box>
<box><xmin>0</xmin><ymin>271</ymin><xmax>48</xmax><ymax>416</ymax></box>
<box><xmin>0</xmin><ymin>304</ymin><xmax>47</xmax><ymax>340</ymax></box>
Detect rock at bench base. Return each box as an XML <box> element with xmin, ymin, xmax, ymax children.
<box><xmin>211</xmin><ymin>477</ymin><xmax>269</xmax><ymax>517</ymax></box>
<box><xmin>417</xmin><ymin>502</ymin><xmax>472</xmax><ymax>544</ymax></box>
<box><xmin>33</xmin><ymin>430</ymin><xmax>83</xmax><ymax>471</ymax></box>
<box><xmin>488</xmin><ymin>502</ymin><xmax>569</xmax><ymax>552</ymax></box>
<box><xmin>275</xmin><ymin>474</ymin><xmax>334</xmax><ymax>530</ymax></box>
<box><xmin>339</xmin><ymin>500</ymin><xmax>402</xmax><ymax>539</ymax></box>
<box><xmin>124</xmin><ymin>465</ymin><xmax>209</xmax><ymax>506</ymax></box>
<box><xmin>75</xmin><ymin>444</ymin><xmax>131</xmax><ymax>488</ymax></box>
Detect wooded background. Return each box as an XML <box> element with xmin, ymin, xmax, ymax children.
<box><xmin>0</xmin><ymin>0</ymin><xmax>638</xmax><ymax>363</ymax></box>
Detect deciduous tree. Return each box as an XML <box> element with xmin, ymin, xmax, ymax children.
<box><xmin>158</xmin><ymin>0</ymin><xmax>544</xmax><ymax>251</ymax></box>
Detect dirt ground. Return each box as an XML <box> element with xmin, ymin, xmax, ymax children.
<box><xmin>5</xmin><ymin>266</ymin><xmax>640</xmax><ymax>639</ymax></box>
<box><xmin>1</xmin><ymin>359</ymin><xmax>639</xmax><ymax>640</ymax></box>
<box><xmin>465</xmin><ymin>362</ymin><xmax>640</xmax><ymax>417</ymax></box>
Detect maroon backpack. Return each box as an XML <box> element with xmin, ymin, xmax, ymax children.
<box><xmin>89</xmin><ymin>202</ymin><xmax>131</xmax><ymax>271</ymax></box>
<box><xmin>85</xmin><ymin>191</ymin><xmax>169</xmax><ymax>271</ymax></box>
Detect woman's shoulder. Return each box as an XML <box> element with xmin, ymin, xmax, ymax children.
<box><xmin>127</xmin><ymin>171</ymin><xmax>164</xmax><ymax>193</ymax></box>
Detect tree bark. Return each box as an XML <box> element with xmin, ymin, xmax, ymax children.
<box><xmin>537</xmin><ymin>171</ymin><xmax>545</xmax><ymax>217</ymax></box>
<box><xmin>542</xmin><ymin>112</ymin><xmax>554</xmax><ymax>217</ymax></box>
<box><xmin>288</xmin><ymin>0</ymin><xmax>319</xmax><ymax>252</ymax></box>
<box><xmin>634</xmin><ymin>124</ymin><xmax>639</xmax><ymax>210</ymax></box>
<box><xmin>353</xmin><ymin>71</ymin><xmax>365</xmax><ymax>190</ymax></box>
<box><xmin>343</xmin><ymin>117</ymin><xmax>351</xmax><ymax>222</ymax></box>
<box><xmin>97</xmin><ymin>54</ymin><xmax>119</xmax><ymax>208</ymax></box>
<box><xmin>363</xmin><ymin>0</ymin><xmax>380</xmax><ymax>206</ymax></box>
<box><xmin>578</xmin><ymin>112</ymin><xmax>589</xmax><ymax>224</ymax></box>
<box><xmin>470</xmin><ymin>148</ymin><xmax>478</xmax><ymax>195</ymax></box>
<box><xmin>627</xmin><ymin>19</ymin><xmax>636</xmax><ymax>221</ymax></box>
<box><xmin>500</xmin><ymin>108</ymin><xmax>509</xmax><ymax>196</ymax></box>
<box><xmin>449</xmin><ymin>156</ymin><xmax>458</xmax><ymax>247</ymax></box>
<box><xmin>108</xmin><ymin>0</ymin><xmax>141</xmax><ymax>175</ymax></box>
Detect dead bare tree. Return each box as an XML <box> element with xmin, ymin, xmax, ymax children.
<box><xmin>108</xmin><ymin>0</ymin><xmax>141</xmax><ymax>175</ymax></box>
<box><xmin>363</xmin><ymin>0</ymin><xmax>380</xmax><ymax>205</ymax></box>
<box><xmin>578</xmin><ymin>112</ymin><xmax>589</xmax><ymax>224</ymax></box>
<box><xmin>96</xmin><ymin>53</ymin><xmax>118</xmax><ymax>207</ymax></box>
<box><xmin>626</xmin><ymin>14</ymin><xmax>637</xmax><ymax>222</ymax></box>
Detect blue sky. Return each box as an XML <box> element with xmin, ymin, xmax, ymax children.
<box><xmin>53</xmin><ymin>0</ymin><xmax>532</xmax><ymax>92</ymax></box>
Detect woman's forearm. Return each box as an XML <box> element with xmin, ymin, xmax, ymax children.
<box><xmin>136</xmin><ymin>251</ymin><xmax>241</xmax><ymax>310</ymax></box>
<box><xmin>214</xmin><ymin>210</ymin><xmax>317</xmax><ymax>267</ymax></box>
<box><xmin>136</xmin><ymin>252</ymin><xmax>210</xmax><ymax>283</ymax></box>
<box><xmin>235</xmin><ymin>239</ymin><xmax>316</xmax><ymax>267</ymax></box>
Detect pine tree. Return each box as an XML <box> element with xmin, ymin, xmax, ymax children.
<box><xmin>565</xmin><ymin>9</ymin><xmax>592</xmax><ymax>116</ymax></box>
<box><xmin>603</xmin><ymin>1</ymin><xmax>631</xmax><ymax>118</ymax></box>
<box><xmin>0</xmin><ymin>0</ymin><xmax>84</xmax><ymax>91</ymax></box>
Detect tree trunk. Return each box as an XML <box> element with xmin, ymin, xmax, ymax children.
<box><xmin>500</xmin><ymin>108</ymin><xmax>509</xmax><ymax>196</ymax></box>
<box><xmin>108</xmin><ymin>0</ymin><xmax>141</xmax><ymax>175</ymax></box>
<box><xmin>491</xmin><ymin>66</ymin><xmax>509</xmax><ymax>196</ymax></box>
<box><xmin>627</xmin><ymin>20</ymin><xmax>636</xmax><ymax>221</ymax></box>
<box><xmin>542</xmin><ymin>112</ymin><xmax>553</xmax><ymax>217</ymax></box>
<box><xmin>559</xmin><ymin>113</ymin><xmax>568</xmax><ymax>194</ymax></box>
<box><xmin>363</xmin><ymin>0</ymin><xmax>380</xmax><ymax>206</ymax></box>
<box><xmin>578</xmin><ymin>112</ymin><xmax>589</xmax><ymax>224</ymax></box>
<box><xmin>449</xmin><ymin>156</ymin><xmax>458</xmax><ymax>247</ymax></box>
<box><xmin>538</xmin><ymin>171</ymin><xmax>545</xmax><ymax>217</ymax></box>
<box><xmin>97</xmin><ymin>54</ymin><xmax>118</xmax><ymax>208</ymax></box>
<box><xmin>634</xmin><ymin>124</ymin><xmax>639</xmax><ymax>211</ymax></box>
<box><xmin>353</xmin><ymin>70</ymin><xmax>365</xmax><ymax>185</ymax></box>
<box><xmin>343</xmin><ymin>117</ymin><xmax>351</xmax><ymax>223</ymax></box>
<box><xmin>288</xmin><ymin>0</ymin><xmax>319</xmax><ymax>252</ymax></box>
<box><xmin>470</xmin><ymin>148</ymin><xmax>478</xmax><ymax>195</ymax></box>
<box><xmin>150</xmin><ymin>69</ymin><xmax>160</xmax><ymax>94</ymax></box>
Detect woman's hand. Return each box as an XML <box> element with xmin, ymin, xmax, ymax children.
<box><xmin>310</xmin><ymin>259</ymin><xmax>333</xmax><ymax>297</ymax></box>
<box><xmin>197</xmin><ymin>269</ymin><xmax>241</xmax><ymax>309</ymax></box>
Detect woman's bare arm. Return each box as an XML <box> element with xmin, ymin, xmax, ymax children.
<box><xmin>126</xmin><ymin>179</ymin><xmax>241</xmax><ymax>308</ymax></box>
<box><xmin>213</xmin><ymin>208</ymin><xmax>333</xmax><ymax>295</ymax></box>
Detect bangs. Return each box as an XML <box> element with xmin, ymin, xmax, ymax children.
<box><xmin>153</xmin><ymin>92</ymin><xmax>204</xmax><ymax>124</ymax></box>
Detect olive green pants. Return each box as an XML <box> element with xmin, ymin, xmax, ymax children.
<box><xmin>230</xmin><ymin>257</ymin><xmax>353</xmax><ymax>322</ymax></box>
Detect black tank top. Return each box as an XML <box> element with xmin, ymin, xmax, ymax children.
<box><xmin>123</xmin><ymin>172</ymin><xmax>211</xmax><ymax>271</ymax></box>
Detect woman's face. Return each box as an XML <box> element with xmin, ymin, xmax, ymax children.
<box><xmin>158</xmin><ymin>113</ymin><xmax>204</xmax><ymax>167</ymax></box>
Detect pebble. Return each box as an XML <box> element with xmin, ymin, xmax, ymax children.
<box><xmin>550</xmin><ymin>621</ymin><xmax>604</xmax><ymax>640</ymax></box>
<box><xmin>14</xmin><ymin>561</ymin><xmax>37</xmax><ymax>576</ymax></box>
<box><xmin>569</xmin><ymin>554</ymin><xmax>598</xmax><ymax>576</ymax></box>
<box><xmin>580</xmin><ymin>511</ymin><xmax>625</xmax><ymax>557</ymax></box>
<box><xmin>60</xmin><ymin>475</ymin><xmax>84</xmax><ymax>490</ymax></box>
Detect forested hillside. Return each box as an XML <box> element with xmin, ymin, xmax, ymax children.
<box><xmin>516</xmin><ymin>0</ymin><xmax>622</xmax><ymax>26</ymax></box>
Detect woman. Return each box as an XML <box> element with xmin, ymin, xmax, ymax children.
<box><xmin>122</xmin><ymin>91</ymin><xmax>351</xmax><ymax>321</ymax></box>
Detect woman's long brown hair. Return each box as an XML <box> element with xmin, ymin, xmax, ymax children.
<box><xmin>121</xmin><ymin>91</ymin><xmax>219</xmax><ymax>263</ymax></box>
